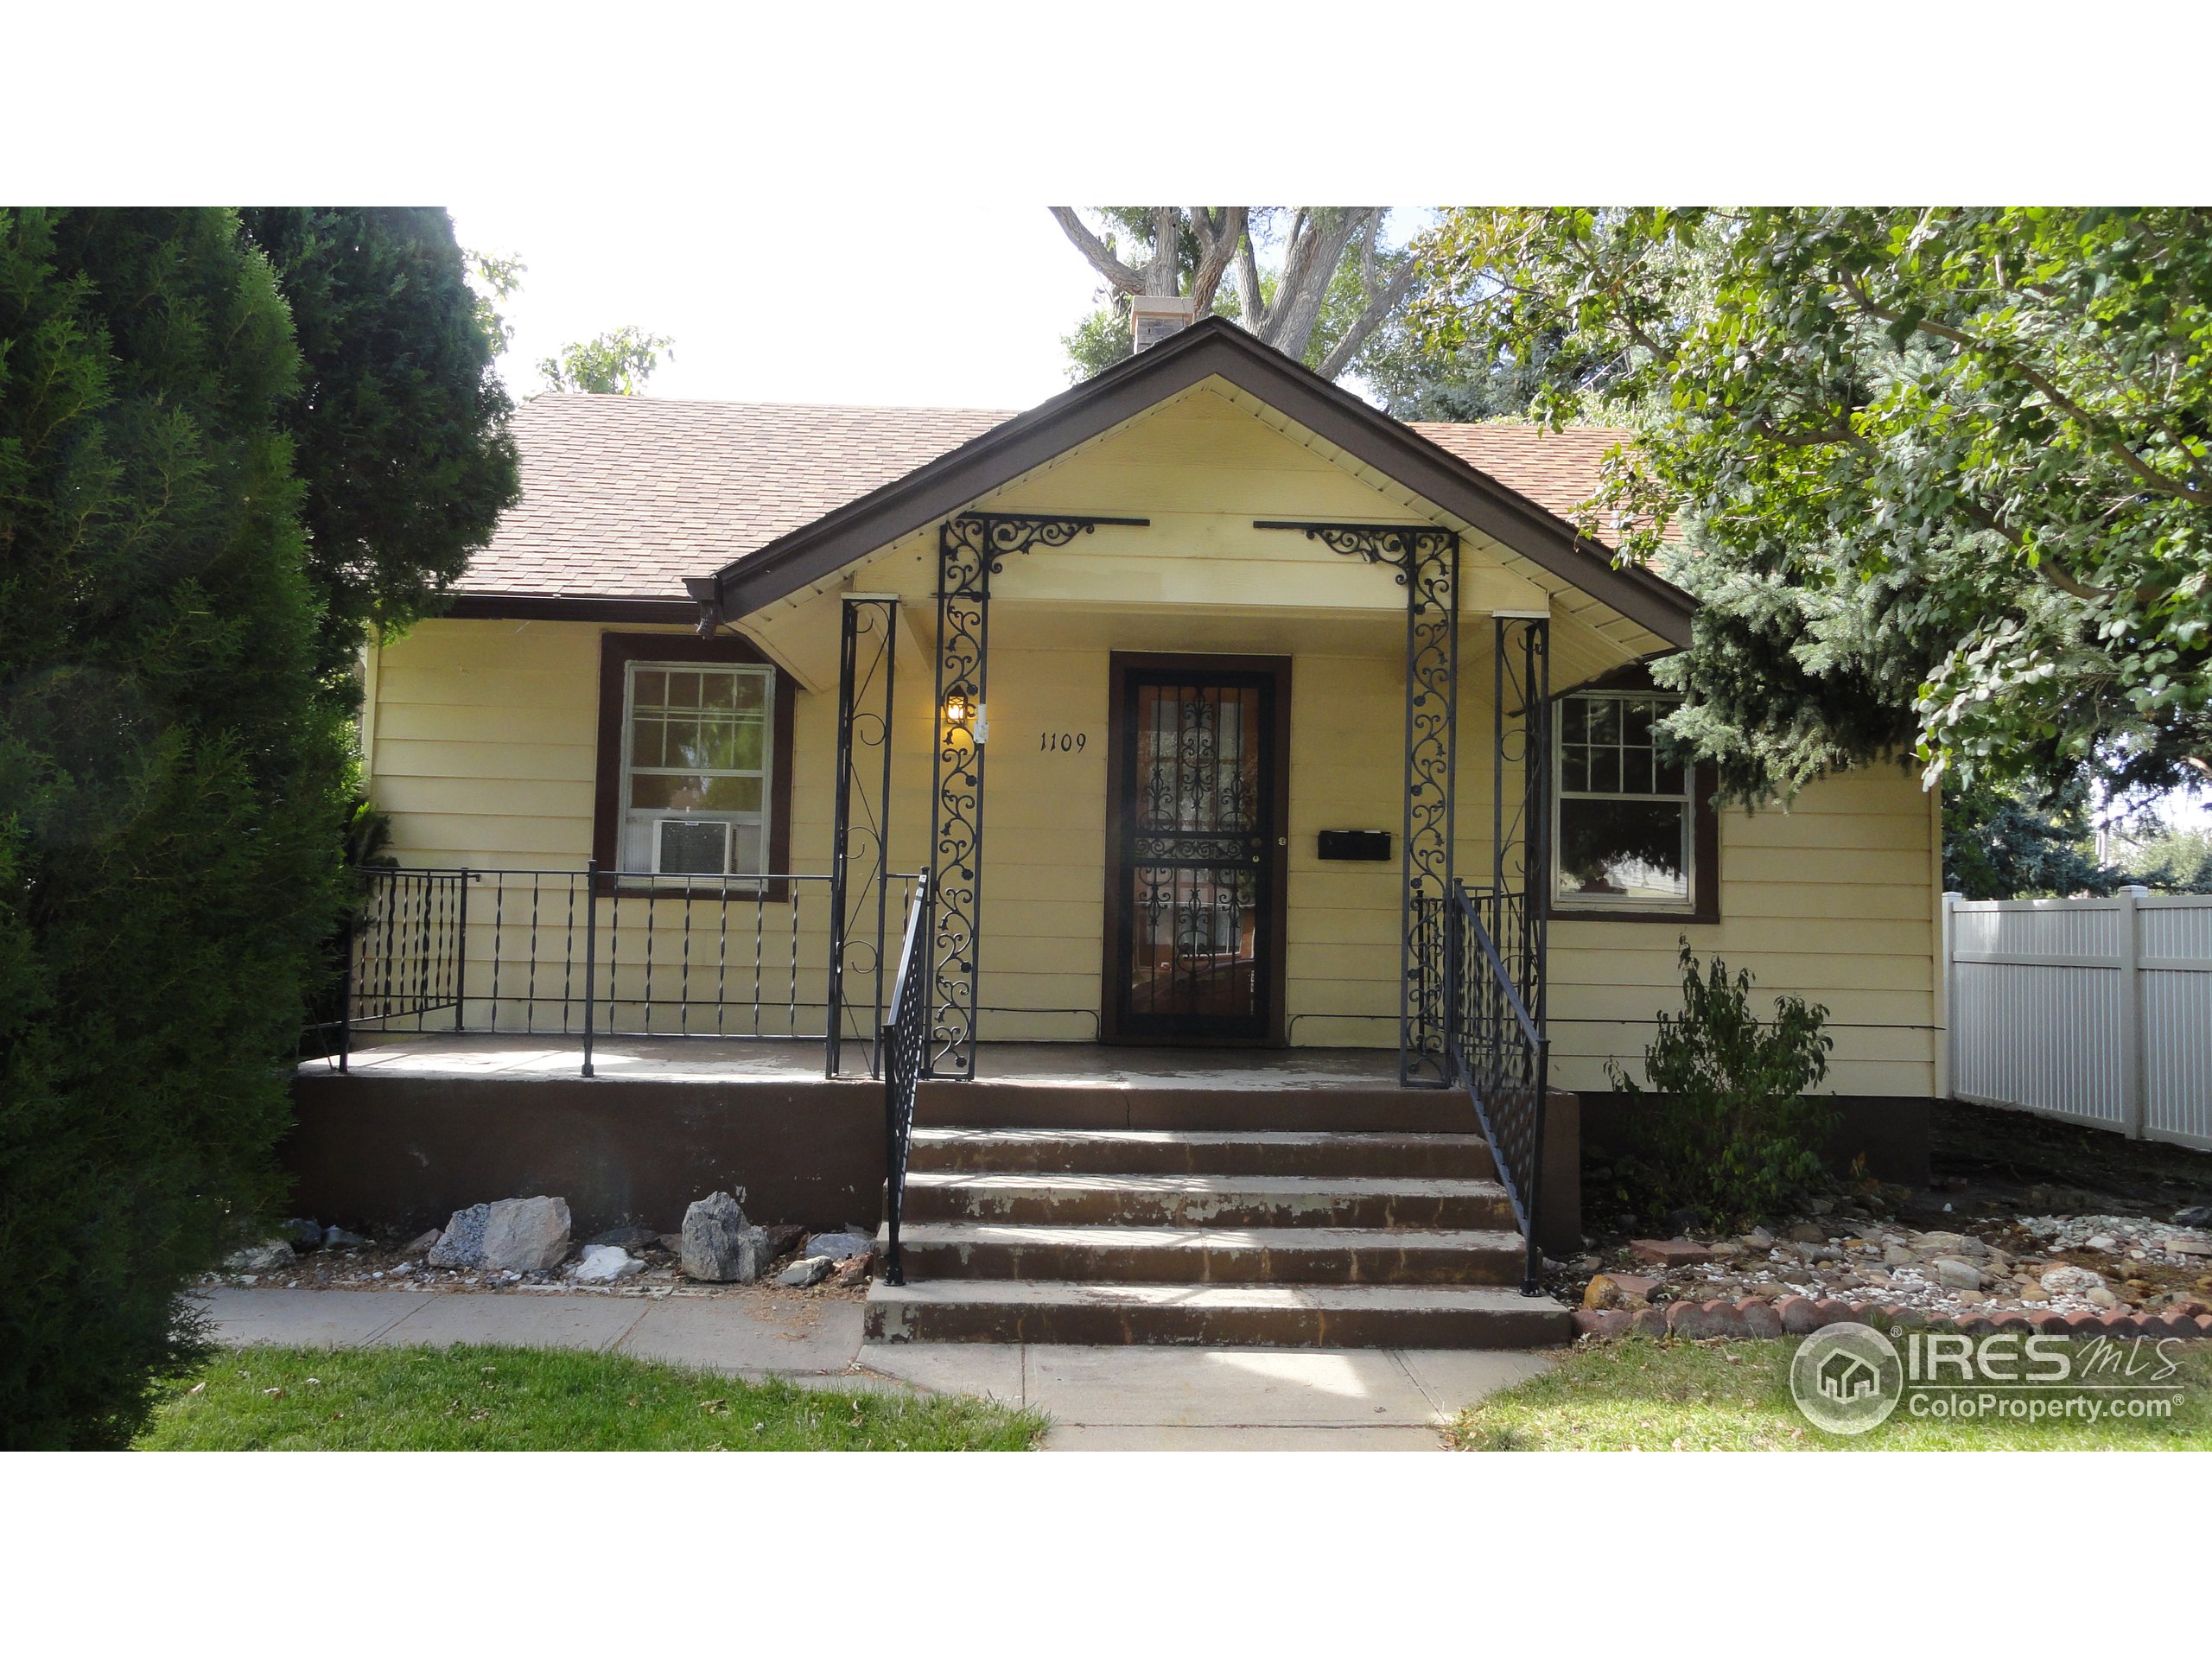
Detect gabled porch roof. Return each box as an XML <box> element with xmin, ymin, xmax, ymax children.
<box><xmin>686</xmin><ymin>316</ymin><xmax>1696</xmax><ymax>648</ymax></box>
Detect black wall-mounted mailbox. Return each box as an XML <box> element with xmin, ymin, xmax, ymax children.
<box><xmin>1318</xmin><ymin>830</ymin><xmax>1392</xmax><ymax>861</ymax></box>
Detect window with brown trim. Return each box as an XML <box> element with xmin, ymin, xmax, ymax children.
<box><xmin>1550</xmin><ymin>677</ymin><xmax>1719</xmax><ymax>925</ymax></box>
<box><xmin>593</xmin><ymin>633</ymin><xmax>795</xmax><ymax>893</ymax></box>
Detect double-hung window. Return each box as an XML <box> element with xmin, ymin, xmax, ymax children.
<box><xmin>620</xmin><ymin>662</ymin><xmax>774</xmax><ymax>877</ymax></box>
<box><xmin>1554</xmin><ymin>690</ymin><xmax>1694</xmax><ymax>912</ymax></box>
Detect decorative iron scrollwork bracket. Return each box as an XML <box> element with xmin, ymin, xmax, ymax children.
<box><xmin>1492</xmin><ymin>613</ymin><xmax>1551</xmax><ymax>1037</ymax></box>
<box><xmin>926</xmin><ymin>511</ymin><xmax>1146</xmax><ymax>1080</ymax></box>
<box><xmin>827</xmin><ymin>594</ymin><xmax>899</xmax><ymax>1079</ymax></box>
<box><xmin>1255</xmin><ymin>521</ymin><xmax>1461</xmax><ymax>1086</ymax></box>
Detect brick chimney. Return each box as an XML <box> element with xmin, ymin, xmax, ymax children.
<box><xmin>1130</xmin><ymin>293</ymin><xmax>1198</xmax><ymax>352</ymax></box>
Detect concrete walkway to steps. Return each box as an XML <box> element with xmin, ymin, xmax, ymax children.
<box><xmin>198</xmin><ymin>1287</ymin><xmax>1552</xmax><ymax>1450</ymax></box>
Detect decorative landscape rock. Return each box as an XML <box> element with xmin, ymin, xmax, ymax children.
<box><xmin>776</xmin><ymin>1255</ymin><xmax>834</xmax><ymax>1287</ymax></box>
<box><xmin>284</xmin><ymin>1217</ymin><xmax>324</xmax><ymax>1253</ymax></box>
<box><xmin>1933</xmin><ymin>1257</ymin><xmax>1984</xmax><ymax>1292</ymax></box>
<box><xmin>480</xmin><ymin>1196</ymin><xmax>571</xmax><ymax>1272</ymax></box>
<box><xmin>322</xmin><ymin>1225</ymin><xmax>367</xmax><ymax>1250</ymax></box>
<box><xmin>571</xmin><ymin>1244</ymin><xmax>645</xmax><ymax>1284</ymax></box>
<box><xmin>429</xmin><ymin>1204</ymin><xmax>492</xmax><ymax>1268</ymax></box>
<box><xmin>1582</xmin><ymin>1272</ymin><xmax>1659</xmax><ymax>1310</ymax></box>
<box><xmin>804</xmin><ymin>1230</ymin><xmax>873</xmax><ymax>1263</ymax></box>
<box><xmin>399</xmin><ymin>1229</ymin><xmax>442</xmax><ymax>1257</ymax></box>
<box><xmin>680</xmin><ymin>1190</ymin><xmax>771</xmax><ymax>1283</ymax></box>
<box><xmin>225</xmin><ymin>1240</ymin><xmax>294</xmax><ymax>1272</ymax></box>
<box><xmin>2175</xmin><ymin>1205</ymin><xmax>2212</xmax><ymax>1229</ymax></box>
<box><xmin>1631</xmin><ymin>1238</ymin><xmax>1716</xmax><ymax>1268</ymax></box>
<box><xmin>2040</xmin><ymin>1263</ymin><xmax>2104</xmax><ymax>1296</ymax></box>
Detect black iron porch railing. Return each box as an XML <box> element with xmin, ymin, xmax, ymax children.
<box><xmin>1446</xmin><ymin>880</ymin><xmax>1551</xmax><ymax>1294</ymax></box>
<box><xmin>309</xmin><ymin>861</ymin><xmax>916</xmax><ymax>1078</ymax></box>
<box><xmin>879</xmin><ymin>873</ymin><xmax>931</xmax><ymax>1287</ymax></box>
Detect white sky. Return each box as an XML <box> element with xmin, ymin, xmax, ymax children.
<box><xmin>450</xmin><ymin>203</ymin><xmax>1110</xmax><ymax>410</ymax></box>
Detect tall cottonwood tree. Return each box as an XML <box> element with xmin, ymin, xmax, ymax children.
<box><xmin>1412</xmin><ymin>207</ymin><xmax>2212</xmax><ymax>808</ymax></box>
<box><xmin>1052</xmin><ymin>207</ymin><xmax>1416</xmax><ymax>380</ymax></box>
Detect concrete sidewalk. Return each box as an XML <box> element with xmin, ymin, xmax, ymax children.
<box><xmin>197</xmin><ymin>1287</ymin><xmax>1549</xmax><ymax>1449</ymax></box>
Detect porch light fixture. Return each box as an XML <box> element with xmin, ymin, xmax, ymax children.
<box><xmin>943</xmin><ymin>690</ymin><xmax>975</xmax><ymax>728</ymax></box>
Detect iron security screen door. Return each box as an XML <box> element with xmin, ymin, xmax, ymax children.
<box><xmin>1107</xmin><ymin>658</ymin><xmax>1288</xmax><ymax>1044</ymax></box>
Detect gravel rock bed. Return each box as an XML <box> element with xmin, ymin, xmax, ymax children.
<box><xmin>1567</xmin><ymin>1205</ymin><xmax>2212</xmax><ymax>1327</ymax></box>
<box><xmin>202</xmin><ymin>1226</ymin><xmax>873</xmax><ymax>1303</ymax></box>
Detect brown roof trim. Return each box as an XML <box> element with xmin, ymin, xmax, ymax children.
<box><xmin>697</xmin><ymin>316</ymin><xmax>1695</xmax><ymax>647</ymax></box>
<box><xmin>444</xmin><ymin>594</ymin><xmax>703</xmax><ymax>625</ymax></box>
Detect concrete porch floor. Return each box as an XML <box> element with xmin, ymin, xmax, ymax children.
<box><xmin>305</xmin><ymin>1033</ymin><xmax>1404</xmax><ymax>1090</ymax></box>
<box><xmin>197</xmin><ymin>1286</ymin><xmax>1547</xmax><ymax>1449</ymax></box>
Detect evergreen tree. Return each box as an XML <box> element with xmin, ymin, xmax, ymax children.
<box><xmin>0</xmin><ymin>209</ymin><xmax>346</xmax><ymax>1447</ymax></box>
<box><xmin>238</xmin><ymin>208</ymin><xmax>519</xmax><ymax>690</ymax></box>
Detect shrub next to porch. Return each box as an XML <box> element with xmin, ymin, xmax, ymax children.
<box><xmin>0</xmin><ymin>210</ymin><xmax>346</xmax><ymax>1448</ymax></box>
<box><xmin>1605</xmin><ymin>944</ymin><xmax>1836</xmax><ymax>1229</ymax></box>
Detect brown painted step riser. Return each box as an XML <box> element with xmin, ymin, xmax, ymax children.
<box><xmin>915</xmin><ymin>1087</ymin><xmax>1474</xmax><ymax>1135</ymax></box>
<box><xmin>904</xmin><ymin>1192</ymin><xmax>1518</xmax><ymax>1230</ymax></box>
<box><xmin>909</xmin><ymin>1142</ymin><xmax>1497</xmax><ymax>1180</ymax></box>
<box><xmin>863</xmin><ymin>1301</ymin><xmax>1570</xmax><ymax>1349</ymax></box>
<box><xmin>896</xmin><ymin>1241</ymin><xmax>1522</xmax><ymax>1287</ymax></box>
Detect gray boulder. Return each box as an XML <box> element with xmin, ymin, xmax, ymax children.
<box><xmin>681</xmin><ymin>1190</ymin><xmax>770</xmax><ymax>1283</ymax></box>
<box><xmin>1933</xmin><ymin>1257</ymin><xmax>1984</xmax><ymax>1293</ymax></box>
<box><xmin>283</xmin><ymin>1217</ymin><xmax>324</xmax><ymax>1253</ymax></box>
<box><xmin>480</xmin><ymin>1196</ymin><xmax>571</xmax><ymax>1272</ymax></box>
<box><xmin>804</xmin><ymin>1230</ymin><xmax>874</xmax><ymax>1263</ymax></box>
<box><xmin>2174</xmin><ymin>1205</ymin><xmax>2212</xmax><ymax>1229</ymax></box>
<box><xmin>225</xmin><ymin>1240</ymin><xmax>294</xmax><ymax>1273</ymax></box>
<box><xmin>777</xmin><ymin>1255</ymin><xmax>834</xmax><ymax>1287</ymax></box>
<box><xmin>428</xmin><ymin>1203</ymin><xmax>492</xmax><ymax>1268</ymax></box>
<box><xmin>322</xmin><ymin>1225</ymin><xmax>367</xmax><ymax>1250</ymax></box>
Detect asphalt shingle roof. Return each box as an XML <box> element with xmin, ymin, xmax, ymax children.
<box><xmin>457</xmin><ymin>392</ymin><xmax>1635</xmax><ymax>601</ymax></box>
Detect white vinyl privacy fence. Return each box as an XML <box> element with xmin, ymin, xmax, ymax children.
<box><xmin>1944</xmin><ymin>889</ymin><xmax>2212</xmax><ymax>1151</ymax></box>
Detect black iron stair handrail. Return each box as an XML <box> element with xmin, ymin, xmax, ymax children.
<box><xmin>1446</xmin><ymin>880</ymin><xmax>1550</xmax><ymax>1294</ymax></box>
<box><xmin>880</xmin><ymin>873</ymin><xmax>932</xmax><ymax>1287</ymax></box>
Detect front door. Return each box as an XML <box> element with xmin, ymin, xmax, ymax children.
<box><xmin>1105</xmin><ymin>656</ymin><xmax>1288</xmax><ymax>1044</ymax></box>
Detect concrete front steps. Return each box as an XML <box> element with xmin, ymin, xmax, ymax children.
<box><xmin>866</xmin><ymin>1125</ymin><xmax>1570</xmax><ymax>1350</ymax></box>
<box><xmin>866</xmin><ymin>1280</ymin><xmax>1567</xmax><ymax>1348</ymax></box>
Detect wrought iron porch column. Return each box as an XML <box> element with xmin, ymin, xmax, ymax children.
<box><xmin>925</xmin><ymin>512</ymin><xmax>1145</xmax><ymax>1080</ymax></box>
<box><xmin>1491</xmin><ymin>612</ymin><xmax>1552</xmax><ymax>1035</ymax></box>
<box><xmin>827</xmin><ymin>594</ymin><xmax>898</xmax><ymax>1078</ymax></box>
<box><xmin>1254</xmin><ymin>521</ymin><xmax>1460</xmax><ymax>1085</ymax></box>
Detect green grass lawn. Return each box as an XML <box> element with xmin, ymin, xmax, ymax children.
<box><xmin>1449</xmin><ymin>1338</ymin><xmax>2212</xmax><ymax>1452</ymax></box>
<box><xmin>138</xmin><ymin>1344</ymin><xmax>1046</xmax><ymax>1452</ymax></box>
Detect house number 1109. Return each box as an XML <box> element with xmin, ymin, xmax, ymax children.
<box><xmin>1039</xmin><ymin>732</ymin><xmax>1087</xmax><ymax>753</ymax></box>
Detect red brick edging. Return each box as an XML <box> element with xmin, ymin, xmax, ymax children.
<box><xmin>1574</xmin><ymin>1298</ymin><xmax>2212</xmax><ymax>1342</ymax></box>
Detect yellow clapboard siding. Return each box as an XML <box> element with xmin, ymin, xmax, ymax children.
<box><xmin>1551</xmin><ymin>950</ymin><xmax>1933</xmax><ymax>994</ymax></box>
<box><xmin>374</xmin><ymin>739</ymin><xmax>600</xmax><ymax>784</ymax></box>
<box><xmin>377</xmin><ymin>666</ymin><xmax>598</xmax><ymax>711</ymax></box>
<box><xmin>1725</xmin><ymin>845</ymin><xmax>1934</xmax><ymax>887</ymax></box>
<box><xmin>377</xmin><ymin>701</ymin><xmax>597</xmax><ymax>748</ymax></box>
<box><xmin>1556</xmin><ymin>983</ymin><xmax>1932</xmax><ymax>1027</ymax></box>
<box><xmin>387</xmin><ymin>816</ymin><xmax>593</xmax><ymax>858</ymax></box>
<box><xmin>373</xmin><ymin>776</ymin><xmax>595</xmax><ymax>820</ymax></box>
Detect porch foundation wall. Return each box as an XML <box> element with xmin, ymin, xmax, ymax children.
<box><xmin>283</xmin><ymin>1073</ymin><xmax>885</xmax><ymax>1238</ymax></box>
